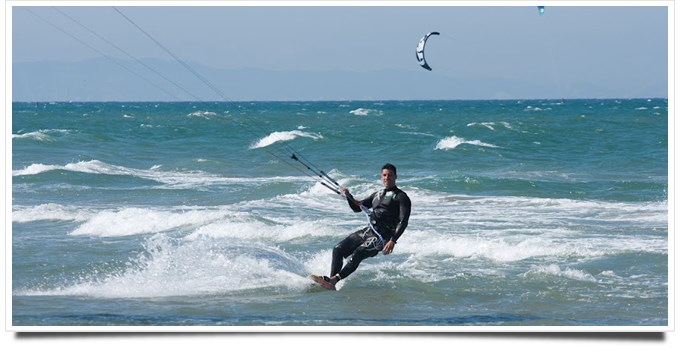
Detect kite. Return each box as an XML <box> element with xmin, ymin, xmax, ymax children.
<box><xmin>415</xmin><ymin>31</ymin><xmax>440</xmax><ymax>71</ymax></box>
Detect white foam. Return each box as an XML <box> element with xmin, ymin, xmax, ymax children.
<box><xmin>435</xmin><ymin>135</ymin><xmax>499</xmax><ymax>150</ymax></box>
<box><xmin>12</xmin><ymin>160</ymin><xmax>144</xmax><ymax>177</ymax></box>
<box><xmin>17</xmin><ymin>235</ymin><xmax>312</xmax><ymax>298</ymax></box>
<box><xmin>187</xmin><ymin>110</ymin><xmax>218</xmax><ymax>118</ymax></box>
<box><xmin>12</xmin><ymin>129</ymin><xmax>70</xmax><ymax>141</ymax></box>
<box><xmin>185</xmin><ymin>218</ymin><xmax>342</xmax><ymax>242</ymax></box>
<box><xmin>524</xmin><ymin>106</ymin><xmax>551</xmax><ymax>112</ymax></box>
<box><xmin>467</xmin><ymin>121</ymin><xmax>514</xmax><ymax>131</ymax></box>
<box><xmin>69</xmin><ymin>207</ymin><xmax>232</xmax><ymax>237</ymax></box>
<box><xmin>468</xmin><ymin>122</ymin><xmax>496</xmax><ymax>131</ymax></box>
<box><xmin>522</xmin><ymin>264</ymin><xmax>598</xmax><ymax>282</ymax></box>
<box><xmin>250</xmin><ymin>130</ymin><xmax>323</xmax><ymax>149</ymax></box>
<box><xmin>399</xmin><ymin>230</ymin><xmax>578</xmax><ymax>263</ymax></box>
<box><xmin>12</xmin><ymin>159</ymin><xmax>304</xmax><ymax>189</ymax></box>
<box><xmin>400</xmin><ymin>131</ymin><xmax>437</xmax><ymax>138</ymax></box>
<box><xmin>12</xmin><ymin>203</ymin><xmax>92</xmax><ymax>223</ymax></box>
<box><xmin>349</xmin><ymin>108</ymin><xmax>383</xmax><ymax>116</ymax></box>
<box><xmin>13</xmin><ymin>163</ymin><xmax>61</xmax><ymax>176</ymax></box>
<box><xmin>15</xmin><ymin>195</ymin><xmax>350</xmax><ymax>240</ymax></box>
<box><xmin>392</xmin><ymin>187</ymin><xmax>668</xmax><ymax>263</ymax></box>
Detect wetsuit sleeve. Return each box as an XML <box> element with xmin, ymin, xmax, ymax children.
<box><xmin>347</xmin><ymin>192</ymin><xmax>376</xmax><ymax>213</ymax></box>
<box><xmin>391</xmin><ymin>192</ymin><xmax>411</xmax><ymax>243</ymax></box>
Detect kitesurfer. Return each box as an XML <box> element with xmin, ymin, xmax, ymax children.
<box><xmin>321</xmin><ymin>163</ymin><xmax>411</xmax><ymax>287</ymax></box>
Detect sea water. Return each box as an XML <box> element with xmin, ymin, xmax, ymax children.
<box><xmin>10</xmin><ymin>99</ymin><xmax>668</xmax><ymax>328</ymax></box>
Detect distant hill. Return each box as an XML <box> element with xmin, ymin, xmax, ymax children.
<box><xmin>11</xmin><ymin>57</ymin><xmax>667</xmax><ymax>102</ymax></box>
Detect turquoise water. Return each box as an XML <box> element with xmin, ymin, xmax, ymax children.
<box><xmin>11</xmin><ymin>99</ymin><xmax>668</xmax><ymax>327</ymax></box>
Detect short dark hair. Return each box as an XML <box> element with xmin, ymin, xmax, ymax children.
<box><xmin>382</xmin><ymin>163</ymin><xmax>397</xmax><ymax>176</ymax></box>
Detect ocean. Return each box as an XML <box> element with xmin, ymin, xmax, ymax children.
<box><xmin>10</xmin><ymin>99</ymin><xmax>669</xmax><ymax>329</ymax></box>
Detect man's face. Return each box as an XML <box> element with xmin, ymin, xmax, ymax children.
<box><xmin>381</xmin><ymin>168</ymin><xmax>397</xmax><ymax>189</ymax></box>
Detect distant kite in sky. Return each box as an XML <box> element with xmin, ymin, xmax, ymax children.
<box><xmin>416</xmin><ymin>31</ymin><xmax>440</xmax><ymax>71</ymax></box>
<box><xmin>538</xmin><ymin>6</ymin><xmax>545</xmax><ymax>16</ymax></box>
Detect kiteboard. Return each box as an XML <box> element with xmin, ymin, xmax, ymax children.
<box><xmin>310</xmin><ymin>274</ymin><xmax>336</xmax><ymax>291</ymax></box>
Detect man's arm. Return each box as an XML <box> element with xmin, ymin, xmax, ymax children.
<box><xmin>382</xmin><ymin>192</ymin><xmax>411</xmax><ymax>255</ymax></box>
<box><xmin>391</xmin><ymin>192</ymin><xmax>411</xmax><ymax>243</ymax></box>
<box><xmin>341</xmin><ymin>188</ymin><xmax>373</xmax><ymax>213</ymax></box>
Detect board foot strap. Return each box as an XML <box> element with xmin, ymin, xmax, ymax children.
<box><xmin>310</xmin><ymin>274</ymin><xmax>336</xmax><ymax>291</ymax></box>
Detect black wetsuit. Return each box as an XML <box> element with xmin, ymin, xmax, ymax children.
<box><xmin>331</xmin><ymin>186</ymin><xmax>411</xmax><ymax>280</ymax></box>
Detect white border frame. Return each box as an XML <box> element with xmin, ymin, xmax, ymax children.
<box><xmin>3</xmin><ymin>0</ymin><xmax>676</xmax><ymax>333</ymax></box>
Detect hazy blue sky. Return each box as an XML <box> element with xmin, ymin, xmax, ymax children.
<box><xmin>9</xmin><ymin>2</ymin><xmax>671</xmax><ymax>100</ymax></box>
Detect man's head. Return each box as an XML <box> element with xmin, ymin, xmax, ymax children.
<box><xmin>381</xmin><ymin>163</ymin><xmax>397</xmax><ymax>189</ymax></box>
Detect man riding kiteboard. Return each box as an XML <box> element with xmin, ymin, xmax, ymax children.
<box><xmin>316</xmin><ymin>163</ymin><xmax>411</xmax><ymax>289</ymax></box>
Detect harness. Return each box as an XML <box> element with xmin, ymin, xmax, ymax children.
<box><xmin>358</xmin><ymin>202</ymin><xmax>385</xmax><ymax>249</ymax></box>
<box><xmin>343</xmin><ymin>191</ymin><xmax>387</xmax><ymax>249</ymax></box>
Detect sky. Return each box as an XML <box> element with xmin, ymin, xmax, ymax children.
<box><xmin>7</xmin><ymin>1</ymin><xmax>673</xmax><ymax>100</ymax></box>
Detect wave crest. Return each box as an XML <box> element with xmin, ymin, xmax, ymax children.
<box><xmin>349</xmin><ymin>108</ymin><xmax>383</xmax><ymax>116</ymax></box>
<box><xmin>435</xmin><ymin>135</ymin><xmax>499</xmax><ymax>150</ymax></box>
<box><xmin>250</xmin><ymin>130</ymin><xmax>323</xmax><ymax>149</ymax></box>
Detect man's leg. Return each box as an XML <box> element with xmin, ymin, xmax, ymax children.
<box><xmin>336</xmin><ymin>234</ymin><xmax>382</xmax><ymax>281</ymax></box>
<box><xmin>331</xmin><ymin>229</ymin><xmax>365</xmax><ymax>277</ymax></box>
